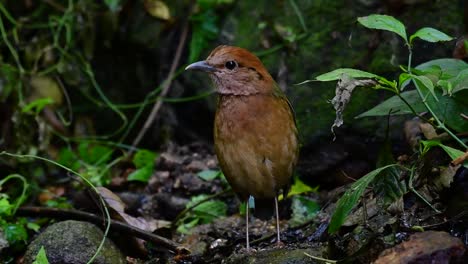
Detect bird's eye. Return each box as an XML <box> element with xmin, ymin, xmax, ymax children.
<box><xmin>225</xmin><ymin>60</ymin><xmax>237</xmax><ymax>70</ymax></box>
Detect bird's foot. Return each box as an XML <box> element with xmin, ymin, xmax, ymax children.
<box><xmin>239</xmin><ymin>246</ymin><xmax>256</xmax><ymax>254</ymax></box>
<box><xmin>275</xmin><ymin>240</ymin><xmax>285</xmax><ymax>248</ymax></box>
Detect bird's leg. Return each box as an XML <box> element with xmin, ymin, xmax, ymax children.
<box><xmin>274</xmin><ymin>197</ymin><xmax>283</xmax><ymax>246</ymax></box>
<box><xmin>245</xmin><ymin>198</ymin><xmax>250</xmax><ymax>251</ymax></box>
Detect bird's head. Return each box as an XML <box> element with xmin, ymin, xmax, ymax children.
<box><xmin>185</xmin><ymin>45</ymin><xmax>275</xmax><ymax>95</ymax></box>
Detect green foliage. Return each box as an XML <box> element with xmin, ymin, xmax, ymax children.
<box><xmin>317</xmin><ymin>14</ymin><xmax>466</xmax><ymax>233</ymax></box>
<box><xmin>32</xmin><ymin>247</ymin><xmax>49</xmax><ymax>264</ymax></box>
<box><xmin>57</xmin><ymin>142</ymin><xmax>115</xmax><ymax>186</ymax></box>
<box><xmin>0</xmin><ymin>174</ymin><xmax>37</xmax><ymax>253</ymax></box>
<box><xmin>2</xmin><ymin>222</ymin><xmax>28</xmax><ymax>245</ymax></box>
<box><xmin>329</xmin><ymin>164</ymin><xmax>397</xmax><ymax>233</ymax></box>
<box><xmin>315</xmin><ymin>68</ymin><xmax>379</xmax><ymax>81</ymax></box>
<box><xmin>317</xmin><ymin>14</ymin><xmax>466</xmax><ymax>146</ymax></box>
<box><xmin>176</xmin><ymin>194</ymin><xmax>227</xmax><ymax>234</ymax></box>
<box><xmin>285</xmin><ymin>176</ymin><xmax>318</xmax><ymax>198</ymax></box>
<box><xmin>189</xmin><ymin>2</ymin><xmax>218</xmax><ymax>63</ymax></box>
<box><xmin>21</xmin><ymin>98</ymin><xmax>54</xmax><ymax>115</ymax></box>
<box><xmin>197</xmin><ymin>169</ymin><xmax>222</xmax><ymax>181</ymax></box>
<box><xmin>374</xmin><ymin>138</ymin><xmax>407</xmax><ymax>206</ymax></box>
<box><xmin>127</xmin><ymin>149</ymin><xmax>158</xmax><ymax>182</ymax></box>
<box><xmin>357</xmin><ymin>14</ymin><xmax>408</xmax><ymax>42</ymax></box>
<box><xmin>420</xmin><ymin>140</ymin><xmax>468</xmax><ymax>168</ymax></box>
<box><xmin>410</xmin><ymin>27</ymin><xmax>453</xmax><ymax>44</ymax></box>
<box><xmin>356</xmin><ymin>90</ymin><xmax>425</xmax><ymax>117</ymax></box>
<box><xmin>78</xmin><ymin>142</ymin><xmax>113</xmax><ymax>165</ymax></box>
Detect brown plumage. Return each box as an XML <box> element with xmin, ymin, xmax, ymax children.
<box><xmin>186</xmin><ymin>45</ymin><xmax>299</xmax><ymax>249</ymax></box>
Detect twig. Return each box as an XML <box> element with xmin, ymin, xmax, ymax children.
<box><xmin>407</xmin><ymin>167</ymin><xmax>441</xmax><ymax>213</ymax></box>
<box><xmin>131</xmin><ymin>16</ymin><xmax>191</xmax><ymax>149</ymax></box>
<box><xmin>16</xmin><ymin>206</ymin><xmax>187</xmax><ymax>253</ymax></box>
<box><xmin>303</xmin><ymin>252</ymin><xmax>337</xmax><ymax>263</ymax></box>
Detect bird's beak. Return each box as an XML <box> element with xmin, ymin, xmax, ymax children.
<box><xmin>185</xmin><ymin>61</ymin><xmax>217</xmax><ymax>72</ymax></box>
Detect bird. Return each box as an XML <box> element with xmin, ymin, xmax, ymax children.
<box><xmin>185</xmin><ymin>45</ymin><xmax>299</xmax><ymax>250</ymax></box>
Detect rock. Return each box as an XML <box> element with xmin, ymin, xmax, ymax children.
<box><xmin>185</xmin><ymin>160</ymin><xmax>207</xmax><ymax>172</ymax></box>
<box><xmin>23</xmin><ymin>220</ymin><xmax>126</xmax><ymax>264</ymax></box>
<box><xmin>374</xmin><ymin>231</ymin><xmax>466</xmax><ymax>264</ymax></box>
<box><xmin>157</xmin><ymin>152</ymin><xmax>183</xmax><ymax>170</ymax></box>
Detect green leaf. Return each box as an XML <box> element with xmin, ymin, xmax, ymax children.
<box><xmin>0</xmin><ymin>197</ymin><xmax>13</xmax><ymax>216</ymax></box>
<box><xmin>127</xmin><ymin>166</ymin><xmax>153</xmax><ymax>182</ymax></box>
<box><xmin>440</xmin><ymin>144</ymin><xmax>466</xmax><ymax>161</ymax></box>
<box><xmin>420</xmin><ymin>140</ymin><xmax>442</xmax><ymax>155</ymax></box>
<box><xmin>187</xmin><ymin>195</ymin><xmax>227</xmax><ymax>223</ymax></box>
<box><xmin>374</xmin><ymin>139</ymin><xmax>407</xmax><ymax>205</ymax></box>
<box><xmin>329</xmin><ymin>164</ymin><xmax>397</xmax><ymax>233</ymax></box>
<box><xmin>197</xmin><ymin>170</ymin><xmax>221</xmax><ymax>181</ymax></box>
<box><xmin>286</xmin><ymin>176</ymin><xmax>318</xmax><ymax>198</ymax></box>
<box><xmin>410</xmin><ymin>27</ymin><xmax>453</xmax><ymax>44</ymax></box>
<box><xmin>26</xmin><ymin>222</ymin><xmax>41</xmax><ymax>232</ymax></box>
<box><xmin>33</xmin><ymin>246</ymin><xmax>49</xmax><ymax>264</ymax></box>
<box><xmin>316</xmin><ymin>68</ymin><xmax>379</xmax><ymax>81</ymax></box>
<box><xmin>133</xmin><ymin>149</ymin><xmax>157</xmax><ymax>169</ymax></box>
<box><xmin>57</xmin><ymin>148</ymin><xmax>81</xmax><ymax>171</ymax></box>
<box><xmin>447</xmin><ymin>69</ymin><xmax>468</xmax><ymax>95</ymax></box>
<box><xmin>290</xmin><ymin>196</ymin><xmax>320</xmax><ymax>226</ymax></box>
<box><xmin>3</xmin><ymin>222</ymin><xmax>28</xmax><ymax>243</ymax></box>
<box><xmin>21</xmin><ymin>98</ymin><xmax>54</xmax><ymax>115</ymax></box>
<box><xmin>176</xmin><ymin>218</ymin><xmax>199</xmax><ymax>234</ymax></box>
<box><xmin>357</xmin><ymin>14</ymin><xmax>407</xmax><ymax>43</ymax></box>
<box><xmin>357</xmin><ymin>90</ymin><xmax>426</xmax><ymax>118</ymax></box>
<box><xmin>412</xmin><ymin>74</ymin><xmax>437</xmax><ymax>101</ymax></box>
<box><xmin>416</xmin><ymin>82</ymin><xmax>468</xmax><ymax>133</ymax></box>
<box><xmin>398</xmin><ymin>73</ymin><xmax>411</xmax><ymax>90</ymax></box>
<box><xmin>78</xmin><ymin>142</ymin><xmax>113</xmax><ymax>165</ymax></box>
<box><xmin>416</xmin><ymin>59</ymin><xmax>468</xmax><ymax>77</ymax></box>
<box><xmin>420</xmin><ymin>140</ymin><xmax>467</xmax><ymax>167</ymax></box>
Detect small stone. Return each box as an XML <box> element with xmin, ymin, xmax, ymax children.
<box><xmin>206</xmin><ymin>158</ymin><xmax>218</xmax><ymax>169</ymax></box>
<box><xmin>157</xmin><ymin>153</ymin><xmax>183</xmax><ymax>170</ymax></box>
<box><xmin>185</xmin><ymin>160</ymin><xmax>207</xmax><ymax>172</ymax></box>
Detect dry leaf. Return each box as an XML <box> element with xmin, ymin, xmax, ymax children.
<box><xmin>144</xmin><ymin>0</ymin><xmax>171</xmax><ymax>20</ymax></box>
<box><xmin>419</xmin><ymin>122</ymin><xmax>438</xmax><ymax>139</ymax></box>
<box><xmin>330</xmin><ymin>75</ymin><xmax>376</xmax><ymax>137</ymax></box>
<box><xmin>451</xmin><ymin>151</ymin><xmax>468</xmax><ymax>166</ymax></box>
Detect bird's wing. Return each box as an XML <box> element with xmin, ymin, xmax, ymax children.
<box><xmin>272</xmin><ymin>82</ymin><xmax>298</xmax><ymax>134</ymax></box>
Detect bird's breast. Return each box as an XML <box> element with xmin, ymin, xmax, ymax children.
<box><xmin>214</xmin><ymin>94</ymin><xmax>298</xmax><ymax>199</ymax></box>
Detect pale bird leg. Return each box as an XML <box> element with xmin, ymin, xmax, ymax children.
<box><xmin>246</xmin><ymin>199</ymin><xmax>250</xmax><ymax>250</ymax></box>
<box><xmin>275</xmin><ymin>197</ymin><xmax>281</xmax><ymax>245</ymax></box>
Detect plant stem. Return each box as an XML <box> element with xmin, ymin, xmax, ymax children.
<box><xmin>407</xmin><ymin>46</ymin><xmax>467</xmax><ymax>150</ymax></box>
<box><xmin>407</xmin><ymin>167</ymin><xmax>441</xmax><ymax>213</ymax></box>
<box><xmin>396</xmin><ymin>93</ymin><xmax>430</xmax><ymax>123</ymax></box>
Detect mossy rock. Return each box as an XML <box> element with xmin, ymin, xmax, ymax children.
<box><xmin>23</xmin><ymin>220</ymin><xmax>125</xmax><ymax>264</ymax></box>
